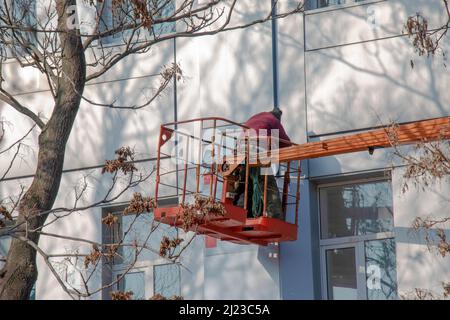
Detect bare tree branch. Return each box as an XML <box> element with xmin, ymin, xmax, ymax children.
<box><xmin>405</xmin><ymin>0</ymin><xmax>450</xmax><ymax>58</ymax></box>
<box><xmin>0</xmin><ymin>0</ymin><xmax>304</xmax><ymax>299</ymax></box>
<box><xmin>0</xmin><ymin>90</ymin><xmax>44</xmax><ymax>128</ymax></box>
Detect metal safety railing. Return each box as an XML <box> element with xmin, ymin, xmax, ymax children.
<box><xmin>154</xmin><ymin>117</ymin><xmax>301</xmax><ymax>226</ymax></box>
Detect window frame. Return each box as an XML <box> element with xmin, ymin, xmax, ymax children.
<box><xmin>318</xmin><ymin>176</ymin><xmax>394</xmax><ymax>241</ymax></box>
<box><xmin>0</xmin><ymin>0</ymin><xmax>38</xmax><ymax>59</ymax></box>
<box><xmin>317</xmin><ymin>177</ymin><xmax>397</xmax><ymax>300</ymax></box>
<box><xmin>114</xmin><ymin>269</ymin><xmax>147</xmax><ymax>299</ymax></box>
<box><xmin>100</xmin><ymin>197</ymin><xmax>179</xmax><ymax>300</ymax></box>
<box><xmin>0</xmin><ymin>221</ymin><xmax>13</xmax><ymax>269</ymax></box>
<box><xmin>96</xmin><ymin>0</ymin><xmax>177</xmax><ymax>47</ymax></box>
<box><xmin>319</xmin><ymin>242</ymin><xmax>366</xmax><ymax>300</ymax></box>
<box><xmin>305</xmin><ymin>0</ymin><xmax>381</xmax><ymax>13</ymax></box>
<box><xmin>153</xmin><ymin>262</ymin><xmax>182</xmax><ymax>298</ymax></box>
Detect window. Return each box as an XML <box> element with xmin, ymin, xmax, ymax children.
<box><xmin>0</xmin><ymin>0</ymin><xmax>37</xmax><ymax>58</ymax></box>
<box><xmin>306</xmin><ymin>0</ymin><xmax>367</xmax><ymax>10</ymax></box>
<box><xmin>98</xmin><ymin>0</ymin><xmax>175</xmax><ymax>44</ymax></box>
<box><xmin>0</xmin><ymin>235</ymin><xmax>10</xmax><ymax>270</ymax></box>
<box><xmin>150</xmin><ymin>0</ymin><xmax>176</xmax><ymax>36</ymax></box>
<box><xmin>29</xmin><ymin>283</ymin><xmax>36</xmax><ymax>300</ymax></box>
<box><xmin>326</xmin><ymin>247</ymin><xmax>357</xmax><ymax>299</ymax></box>
<box><xmin>102</xmin><ymin>207</ymin><xmax>147</xmax><ymax>299</ymax></box>
<box><xmin>101</xmin><ymin>208</ymin><xmax>125</xmax><ymax>299</ymax></box>
<box><xmin>112</xmin><ymin>0</ymin><xmax>132</xmax><ymax>30</ymax></box>
<box><xmin>153</xmin><ymin>263</ymin><xmax>181</xmax><ymax>298</ymax></box>
<box><xmin>116</xmin><ymin>271</ymin><xmax>146</xmax><ymax>299</ymax></box>
<box><xmin>364</xmin><ymin>238</ymin><xmax>397</xmax><ymax>299</ymax></box>
<box><xmin>320</xmin><ymin>181</ymin><xmax>394</xmax><ymax>239</ymax></box>
<box><xmin>101</xmin><ymin>200</ymin><xmax>179</xmax><ymax>300</ymax></box>
<box><xmin>319</xmin><ymin>179</ymin><xmax>398</xmax><ymax>300</ymax></box>
<box><xmin>103</xmin><ymin>211</ymin><xmax>124</xmax><ymax>265</ymax></box>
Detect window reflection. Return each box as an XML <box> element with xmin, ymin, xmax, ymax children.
<box><xmin>154</xmin><ymin>263</ymin><xmax>181</xmax><ymax>298</ymax></box>
<box><xmin>320</xmin><ymin>181</ymin><xmax>393</xmax><ymax>239</ymax></box>
<box><xmin>365</xmin><ymin>239</ymin><xmax>398</xmax><ymax>300</ymax></box>
<box><xmin>326</xmin><ymin>247</ymin><xmax>357</xmax><ymax>300</ymax></box>
<box><xmin>117</xmin><ymin>271</ymin><xmax>146</xmax><ymax>299</ymax></box>
<box><xmin>306</xmin><ymin>0</ymin><xmax>367</xmax><ymax>9</ymax></box>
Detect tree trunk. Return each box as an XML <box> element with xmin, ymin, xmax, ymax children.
<box><xmin>0</xmin><ymin>0</ymin><xmax>86</xmax><ymax>299</ymax></box>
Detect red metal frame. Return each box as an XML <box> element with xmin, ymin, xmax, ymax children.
<box><xmin>153</xmin><ymin>116</ymin><xmax>450</xmax><ymax>246</ymax></box>
<box><xmin>153</xmin><ymin>117</ymin><xmax>301</xmax><ymax>246</ymax></box>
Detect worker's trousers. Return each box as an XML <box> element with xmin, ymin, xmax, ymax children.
<box><xmin>255</xmin><ymin>173</ymin><xmax>284</xmax><ymax>220</ymax></box>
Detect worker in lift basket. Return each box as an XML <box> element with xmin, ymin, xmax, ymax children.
<box><xmin>233</xmin><ymin>107</ymin><xmax>292</xmax><ymax>220</ymax></box>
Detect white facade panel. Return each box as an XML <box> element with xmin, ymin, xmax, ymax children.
<box><xmin>392</xmin><ymin>168</ymin><xmax>450</xmax><ymax>297</ymax></box>
<box><xmin>306</xmin><ymin>37</ymin><xmax>450</xmax><ymax>135</ymax></box>
<box><xmin>204</xmin><ymin>245</ymin><xmax>280</xmax><ymax>300</ymax></box>
<box><xmin>305</xmin><ymin>0</ymin><xmax>448</xmax><ymax>51</ymax></box>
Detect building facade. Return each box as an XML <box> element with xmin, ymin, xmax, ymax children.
<box><xmin>0</xmin><ymin>0</ymin><xmax>449</xmax><ymax>299</ymax></box>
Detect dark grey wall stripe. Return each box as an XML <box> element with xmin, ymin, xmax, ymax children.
<box><xmin>305</xmin><ymin>0</ymin><xmax>388</xmax><ymax>16</ymax></box>
<box><xmin>173</xmin><ymin>38</ymin><xmax>179</xmax><ymax>196</ymax></box>
<box><xmin>0</xmin><ymin>156</ymin><xmax>164</xmax><ymax>182</ymax></box>
<box><xmin>271</xmin><ymin>0</ymin><xmax>280</xmax><ymax>109</ymax></box>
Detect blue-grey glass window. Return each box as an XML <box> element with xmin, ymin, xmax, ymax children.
<box><xmin>0</xmin><ymin>0</ymin><xmax>37</xmax><ymax>57</ymax></box>
<box><xmin>306</xmin><ymin>0</ymin><xmax>367</xmax><ymax>10</ymax></box>
<box><xmin>320</xmin><ymin>181</ymin><xmax>394</xmax><ymax>239</ymax></box>
<box><xmin>154</xmin><ymin>263</ymin><xmax>181</xmax><ymax>298</ymax></box>
<box><xmin>151</xmin><ymin>0</ymin><xmax>176</xmax><ymax>36</ymax></box>
<box><xmin>326</xmin><ymin>247</ymin><xmax>358</xmax><ymax>300</ymax></box>
<box><xmin>365</xmin><ymin>238</ymin><xmax>398</xmax><ymax>300</ymax></box>
<box><xmin>117</xmin><ymin>271</ymin><xmax>146</xmax><ymax>299</ymax></box>
<box><xmin>99</xmin><ymin>0</ymin><xmax>175</xmax><ymax>44</ymax></box>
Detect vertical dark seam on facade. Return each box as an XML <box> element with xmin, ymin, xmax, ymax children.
<box><xmin>271</xmin><ymin>0</ymin><xmax>280</xmax><ymax>109</ymax></box>
<box><xmin>173</xmin><ymin>38</ymin><xmax>179</xmax><ymax>197</ymax></box>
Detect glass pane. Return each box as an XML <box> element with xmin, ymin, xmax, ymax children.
<box><xmin>152</xmin><ymin>0</ymin><xmax>176</xmax><ymax>35</ymax></box>
<box><xmin>29</xmin><ymin>283</ymin><xmax>36</xmax><ymax>300</ymax></box>
<box><xmin>154</xmin><ymin>264</ymin><xmax>181</xmax><ymax>298</ymax></box>
<box><xmin>306</xmin><ymin>0</ymin><xmax>367</xmax><ymax>10</ymax></box>
<box><xmin>118</xmin><ymin>271</ymin><xmax>146</xmax><ymax>300</ymax></box>
<box><xmin>121</xmin><ymin>213</ymin><xmax>154</xmax><ymax>263</ymax></box>
<box><xmin>320</xmin><ymin>181</ymin><xmax>393</xmax><ymax>239</ymax></box>
<box><xmin>0</xmin><ymin>236</ymin><xmax>11</xmax><ymax>269</ymax></box>
<box><xmin>318</xmin><ymin>0</ymin><xmax>346</xmax><ymax>8</ymax></box>
<box><xmin>326</xmin><ymin>247</ymin><xmax>357</xmax><ymax>300</ymax></box>
<box><xmin>365</xmin><ymin>239</ymin><xmax>398</xmax><ymax>300</ymax></box>
<box><xmin>103</xmin><ymin>212</ymin><xmax>123</xmax><ymax>265</ymax></box>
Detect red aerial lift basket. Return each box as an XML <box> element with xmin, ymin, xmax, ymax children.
<box><xmin>152</xmin><ymin>115</ymin><xmax>450</xmax><ymax>245</ymax></box>
<box><xmin>153</xmin><ymin>117</ymin><xmax>301</xmax><ymax>246</ymax></box>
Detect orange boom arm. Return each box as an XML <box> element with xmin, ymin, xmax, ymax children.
<box><xmin>249</xmin><ymin>116</ymin><xmax>450</xmax><ymax>165</ymax></box>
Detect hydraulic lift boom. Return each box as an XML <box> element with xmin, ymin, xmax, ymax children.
<box><xmin>244</xmin><ymin>116</ymin><xmax>449</xmax><ymax>166</ymax></box>
<box><xmin>154</xmin><ymin>116</ymin><xmax>449</xmax><ymax>246</ymax></box>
